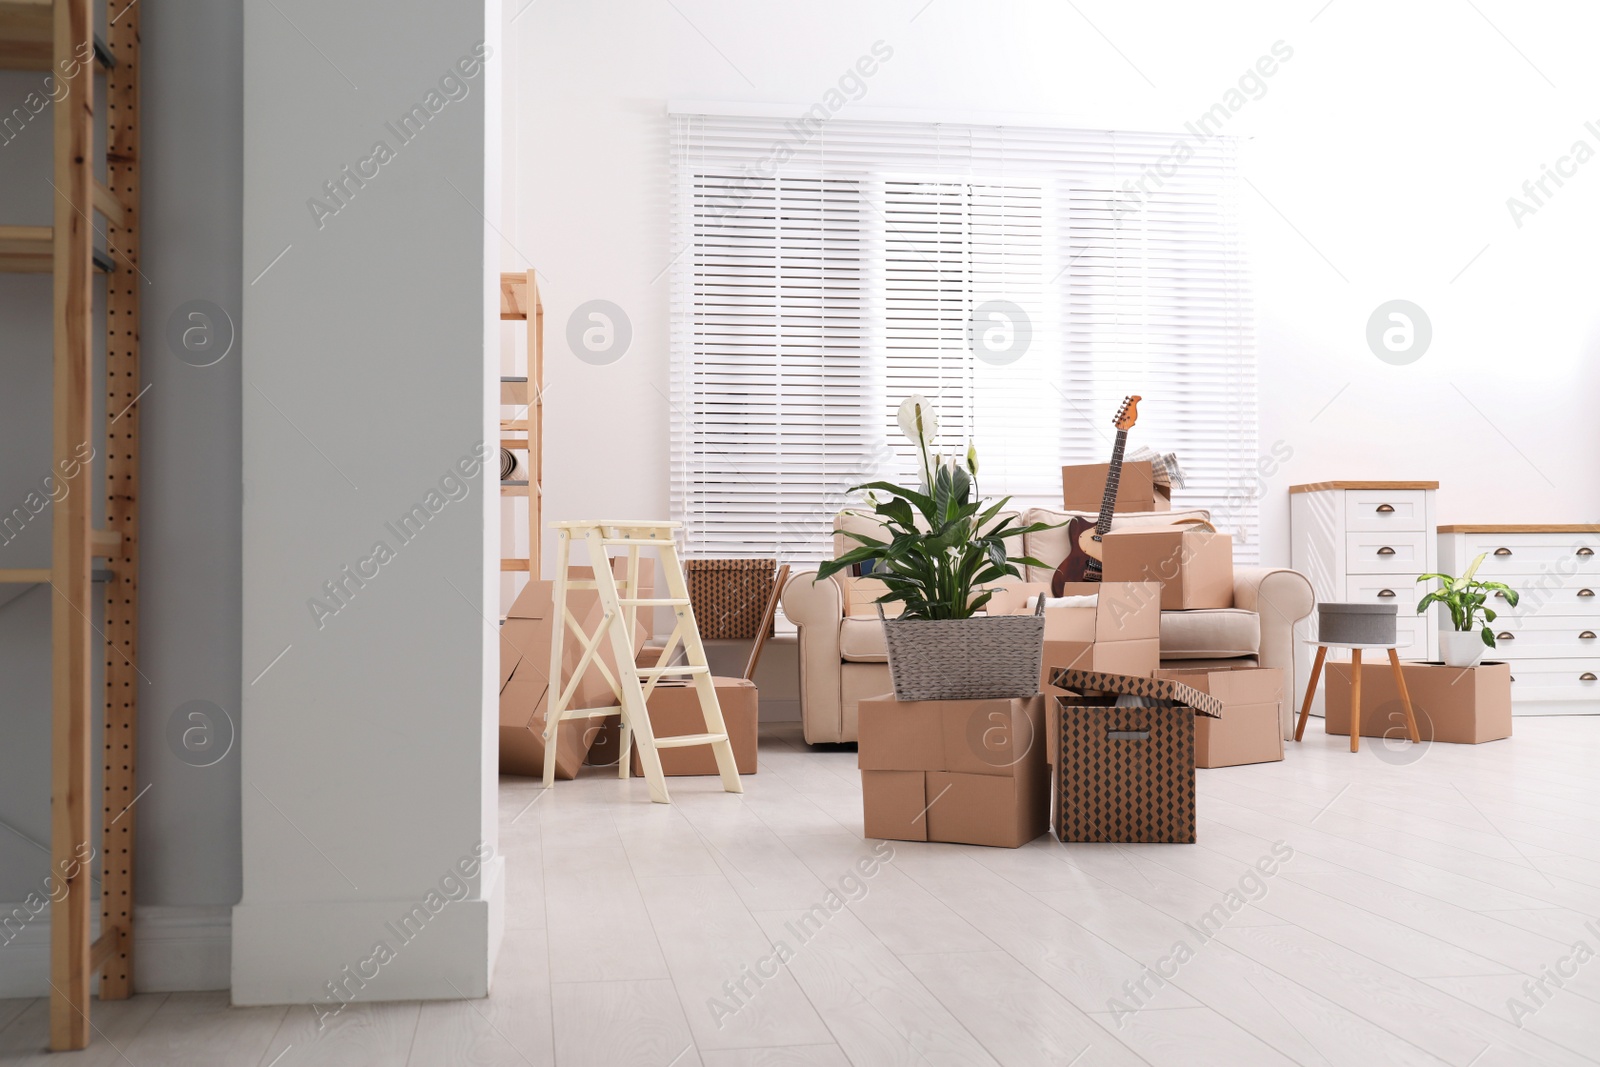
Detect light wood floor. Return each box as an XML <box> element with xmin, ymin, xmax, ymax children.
<box><xmin>4</xmin><ymin>718</ymin><xmax>1600</xmax><ymax>1066</ymax></box>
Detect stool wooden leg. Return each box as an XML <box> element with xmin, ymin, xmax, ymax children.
<box><xmin>1294</xmin><ymin>645</ymin><xmax>1328</xmax><ymax>742</ymax></box>
<box><xmin>1349</xmin><ymin>649</ymin><xmax>1362</xmax><ymax>753</ymax></box>
<box><xmin>1388</xmin><ymin>648</ymin><xmax>1421</xmax><ymax>743</ymax></box>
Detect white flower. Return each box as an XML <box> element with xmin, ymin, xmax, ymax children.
<box><xmin>897</xmin><ymin>394</ymin><xmax>939</xmax><ymax>445</ymax></box>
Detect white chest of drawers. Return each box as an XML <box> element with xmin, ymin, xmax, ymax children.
<box><xmin>1290</xmin><ymin>481</ymin><xmax>1440</xmax><ymax>715</ymax></box>
<box><xmin>1440</xmin><ymin>525</ymin><xmax>1600</xmax><ymax>715</ymax></box>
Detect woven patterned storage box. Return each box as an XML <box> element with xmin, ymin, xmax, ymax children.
<box><xmin>1050</xmin><ymin>668</ymin><xmax>1221</xmax><ymax>844</ymax></box>
<box><xmin>684</xmin><ymin>558</ymin><xmax>777</xmax><ymax>640</ymax></box>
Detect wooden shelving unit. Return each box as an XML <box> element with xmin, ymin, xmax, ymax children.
<box><xmin>0</xmin><ymin>0</ymin><xmax>142</xmax><ymax>1050</ymax></box>
<box><xmin>499</xmin><ymin>270</ymin><xmax>542</xmax><ymax>582</ymax></box>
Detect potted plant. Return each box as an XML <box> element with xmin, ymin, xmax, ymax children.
<box><xmin>816</xmin><ymin>396</ymin><xmax>1061</xmax><ymax>700</ymax></box>
<box><xmin>1416</xmin><ymin>553</ymin><xmax>1520</xmax><ymax>667</ymax></box>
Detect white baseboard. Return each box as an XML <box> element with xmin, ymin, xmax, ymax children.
<box><xmin>232</xmin><ymin>855</ymin><xmax>505</xmax><ymax>1006</ymax></box>
<box><xmin>0</xmin><ymin>902</ymin><xmax>232</xmax><ymax>997</ymax></box>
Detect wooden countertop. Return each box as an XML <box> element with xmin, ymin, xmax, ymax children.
<box><xmin>1438</xmin><ymin>524</ymin><xmax>1600</xmax><ymax>534</ymax></box>
<box><xmin>1289</xmin><ymin>481</ymin><xmax>1439</xmax><ymax>494</ymax></box>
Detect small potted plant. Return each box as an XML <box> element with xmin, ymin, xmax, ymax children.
<box><xmin>816</xmin><ymin>396</ymin><xmax>1061</xmax><ymax>700</ymax></box>
<box><xmin>1416</xmin><ymin>553</ymin><xmax>1519</xmax><ymax>667</ymax></box>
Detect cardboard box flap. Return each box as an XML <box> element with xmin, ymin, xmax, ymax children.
<box><xmin>1050</xmin><ymin>668</ymin><xmax>1223</xmax><ymax>718</ymax></box>
<box><xmin>498</xmin><ymin>658</ymin><xmax>551</xmax><ymax>728</ymax></box>
<box><xmin>506</xmin><ymin>577</ymin><xmax>553</xmax><ymax>621</ymax></box>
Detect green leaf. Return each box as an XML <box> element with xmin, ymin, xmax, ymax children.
<box><xmin>1462</xmin><ymin>552</ymin><xmax>1487</xmax><ymax>583</ymax></box>
<box><xmin>837</xmin><ymin>530</ymin><xmax>888</xmax><ymax>548</ymax></box>
<box><xmin>875</xmin><ymin>497</ymin><xmax>916</xmax><ymax>531</ymax></box>
<box><xmin>1482</xmin><ymin>626</ymin><xmax>1496</xmax><ymax>648</ymax></box>
<box><xmin>851</xmin><ymin>481</ymin><xmax>936</xmax><ymax>521</ymax></box>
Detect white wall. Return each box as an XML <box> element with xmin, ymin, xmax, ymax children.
<box><xmin>234</xmin><ymin>0</ymin><xmax>503</xmax><ymax>1005</ymax></box>
<box><xmin>510</xmin><ymin>0</ymin><xmax>1600</xmax><ymax>569</ymax></box>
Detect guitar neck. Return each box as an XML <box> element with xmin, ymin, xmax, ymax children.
<box><xmin>1096</xmin><ymin>429</ymin><xmax>1129</xmax><ymax>535</ymax></box>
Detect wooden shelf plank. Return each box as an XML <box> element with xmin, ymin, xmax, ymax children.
<box><xmin>0</xmin><ymin>567</ymin><xmax>52</xmax><ymax>583</ymax></box>
<box><xmin>0</xmin><ymin>225</ymin><xmax>115</xmax><ymax>273</ymax></box>
<box><xmin>0</xmin><ymin>224</ymin><xmax>53</xmax><ymax>271</ymax></box>
<box><xmin>0</xmin><ymin>0</ymin><xmax>52</xmax><ymax>70</ymax></box>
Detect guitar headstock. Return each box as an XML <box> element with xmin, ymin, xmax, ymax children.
<box><xmin>1114</xmin><ymin>395</ymin><xmax>1141</xmax><ymax>431</ymax></box>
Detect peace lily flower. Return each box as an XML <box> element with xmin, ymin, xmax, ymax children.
<box><xmin>897</xmin><ymin>394</ymin><xmax>940</xmax><ymax>490</ymax></box>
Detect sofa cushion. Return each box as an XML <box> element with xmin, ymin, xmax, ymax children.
<box><xmin>838</xmin><ymin>616</ymin><xmax>889</xmax><ymax>662</ymax></box>
<box><xmin>1158</xmin><ymin>608</ymin><xmax>1260</xmax><ymax>659</ymax></box>
<box><xmin>1020</xmin><ymin>506</ymin><xmax>1213</xmax><ymax>582</ymax></box>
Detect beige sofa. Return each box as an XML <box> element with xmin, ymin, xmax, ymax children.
<box><xmin>781</xmin><ymin>506</ymin><xmax>1314</xmax><ymax>744</ymax></box>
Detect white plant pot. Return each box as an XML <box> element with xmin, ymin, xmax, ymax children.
<box><xmin>1440</xmin><ymin>629</ymin><xmax>1487</xmax><ymax>668</ymax></box>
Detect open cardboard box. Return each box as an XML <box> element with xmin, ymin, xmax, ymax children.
<box><xmin>987</xmin><ymin>581</ymin><xmax>1161</xmax><ymax>687</ymax></box>
<box><xmin>1049</xmin><ymin>668</ymin><xmax>1222</xmax><ymax>843</ymax></box>
<box><xmin>858</xmin><ymin>693</ymin><xmax>1049</xmax><ymax>848</ymax></box>
<box><xmin>1062</xmin><ymin>460</ymin><xmax>1171</xmax><ymax>513</ymax></box>
<box><xmin>1325</xmin><ymin>660</ymin><xmax>1511</xmax><ymax>744</ymax></box>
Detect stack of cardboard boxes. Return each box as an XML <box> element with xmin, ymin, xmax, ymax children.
<box><xmin>858</xmin><ymin>481</ymin><xmax>1291</xmax><ymax>848</ymax></box>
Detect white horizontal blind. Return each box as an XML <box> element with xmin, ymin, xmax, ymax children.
<box><xmin>670</xmin><ymin>113</ymin><xmax>1257</xmax><ymax>563</ymax></box>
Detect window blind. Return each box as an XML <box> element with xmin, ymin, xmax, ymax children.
<box><xmin>670</xmin><ymin>112</ymin><xmax>1257</xmax><ymax>563</ymax></box>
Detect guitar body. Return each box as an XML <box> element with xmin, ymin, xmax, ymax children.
<box><xmin>1050</xmin><ymin>517</ymin><xmax>1104</xmax><ymax>595</ymax></box>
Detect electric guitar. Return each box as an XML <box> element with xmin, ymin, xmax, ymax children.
<box><xmin>1050</xmin><ymin>395</ymin><xmax>1141</xmax><ymax>595</ymax></box>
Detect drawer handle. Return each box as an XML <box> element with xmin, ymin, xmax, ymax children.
<box><xmin>1583</xmin><ymin>673</ymin><xmax>1598</xmax><ymax>682</ymax></box>
<box><xmin>1377</xmin><ymin>588</ymin><xmax>1396</xmax><ymax>598</ymax></box>
<box><xmin>1497</xmin><ymin>632</ymin><xmax>1514</xmax><ymax>641</ymax></box>
<box><xmin>1377</xmin><ymin>546</ymin><xmax>1396</xmax><ymax>556</ymax></box>
<box><xmin>1375</xmin><ymin>503</ymin><xmax>1396</xmax><ymax>513</ymax></box>
<box><xmin>1494</xmin><ymin>547</ymin><xmax>1512</xmax><ymax>556</ymax></box>
<box><xmin>1581</xmin><ymin>548</ymin><xmax>1596</xmax><ymax>557</ymax></box>
<box><xmin>1582</xmin><ymin>631</ymin><xmax>1597</xmax><ymax>640</ymax></box>
<box><xmin>1510</xmin><ymin>675</ymin><xmax>1516</xmax><ymax>682</ymax></box>
<box><xmin>1495</xmin><ymin>591</ymin><xmax>1506</xmax><ymax>598</ymax></box>
<box><xmin>1580</xmin><ymin>589</ymin><xmax>1596</xmax><ymax>597</ymax></box>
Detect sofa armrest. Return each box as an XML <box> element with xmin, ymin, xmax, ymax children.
<box><xmin>1233</xmin><ymin>566</ymin><xmax>1315</xmax><ymax>740</ymax></box>
<box><xmin>781</xmin><ymin>570</ymin><xmax>848</xmax><ymax>743</ymax></box>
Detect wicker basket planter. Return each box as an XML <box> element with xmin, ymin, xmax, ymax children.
<box><xmin>878</xmin><ymin>603</ymin><xmax>1045</xmax><ymax>701</ymax></box>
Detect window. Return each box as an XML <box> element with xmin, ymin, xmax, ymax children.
<box><xmin>670</xmin><ymin>113</ymin><xmax>1256</xmax><ymax>563</ymax></box>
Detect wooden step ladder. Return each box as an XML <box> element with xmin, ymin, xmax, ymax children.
<box><xmin>544</xmin><ymin>521</ymin><xmax>743</xmax><ymax>803</ymax></box>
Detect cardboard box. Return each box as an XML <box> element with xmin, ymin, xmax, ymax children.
<box><xmin>585</xmin><ymin>678</ymin><xmax>759</xmax><ymax>775</ymax></box>
<box><xmin>986</xmin><ymin>581</ymin><xmax>1162</xmax><ymax>689</ymax></box>
<box><xmin>857</xmin><ymin>693</ymin><xmax>1050</xmax><ymax>848</ymax></box>
<box><xmin>1324</xmin><ymin>660</ymin><xmax>1512</xmax><ymax>744</ymax></box>
<box><xmin>860</xmin><ymin>770</ymin><xmax>929</xmax><ymax>842</ymax></box>
<box><xmin>498</xmin><ymin>560</ymin><xmax>655</xmax><ymax>779</ymax></box>
<box><xmin>1050</xmin><ymin>669</ymin><xmax>1222</xmax><ymax>843</ymax></box>
<box><xmin>1101</xmin><ymin>527</ymin><xmax>1233</xmax><ymax>610</ymax></box>
<box><xmin>1062</xmin><ymin>460</ymin><xmax>1171</xmax><ymax>513</ymax></box>
<box><xmin>1155</xmin><ymin>666</ymin><xmax>1284</xmax><ymax>768</ymax></box>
